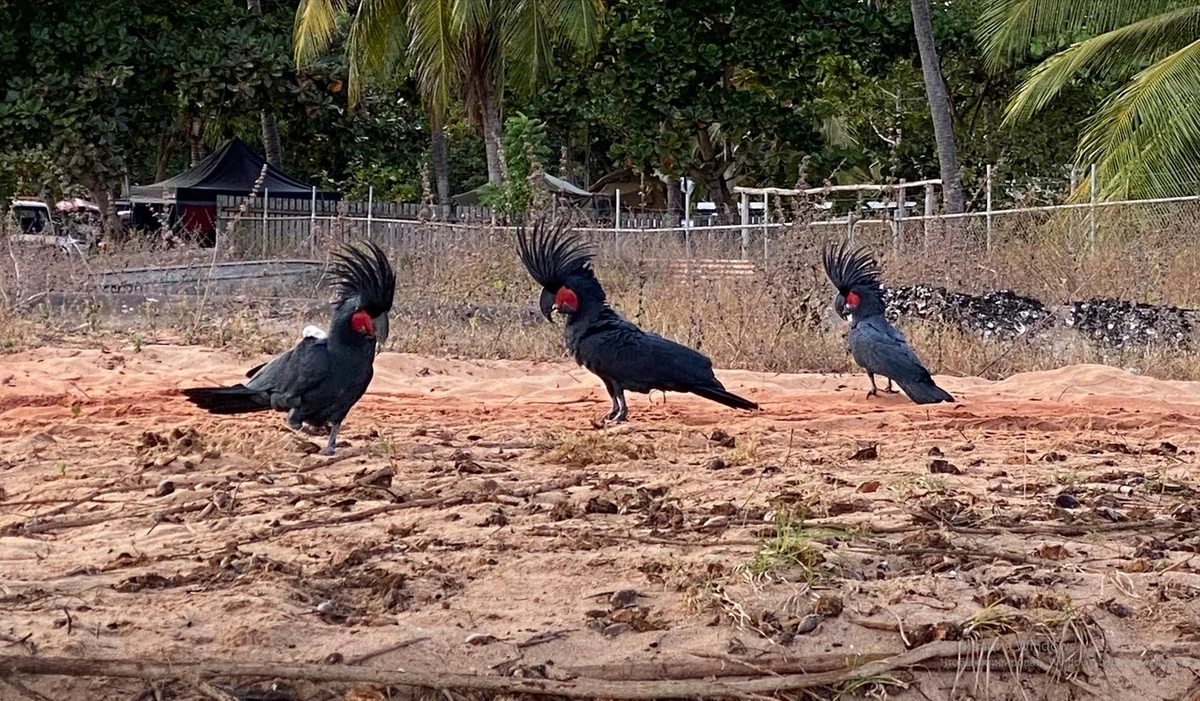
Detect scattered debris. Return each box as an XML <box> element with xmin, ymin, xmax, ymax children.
<box><xmin>6</xmin><ymin>347</ymin><xmax>1198</xmax><ymax>700</ymax></box>
<box><xmin>609</xmin><ymin>589</ymin><xmax>641</xmax><ymax>609</ymax></box>
<box><xmin>585</xmin><ymin>497</ymin><xmax>619</xmax><ymax>514</ymax></box>
<box><xmin>814</xmin><ymin>594</ymin><xmax>843</xmax><ymax>618</ymax></box>
<box><xmin>1055</xmin><ymin>493</ymin><xmax>1082</xmax><ymax>509</ymax></box>
<box><xmin>795</xmin><ymin>614</ymin><xmax>820</xmax><ymax>635</ymax></box>
<box><xmin>1066</xmin><ymin>297</ymin><xmax>1192</xmax><ymax>349</ymax></box>
<box><xmin>708</xmin><ymin>429</ymin><xmax>737</xmax><ymax>448</ymax></box>
<box><xmin>850</xmin><ymin>442</ymin><xmax>879</xmax><ymax>460</ymax></box>
<box><xmin>1034</xmin><ymin>544</ymin><xmax>1070</xmax><ymax>560</ymax></box>
<box><xmin>885</xmin><ymin>285</ymin><xmax>1198</xmax><ymax>349</ymax></box>
<box><xmin>465</xmin><ymin>633</ymin><xmax>499</xmax><ymax>646</ymax></box>
<box><xmin>885</xmin><ymin>286</ymin><xmax>1049</xmax><ymax>340</ymax></box>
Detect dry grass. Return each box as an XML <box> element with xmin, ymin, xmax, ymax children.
<box><xmin>5</xmin><ymin>201</ymin><xmax>1200</xmax><ymax>380</ymax></box>
<box><xmin>544</xmin><ymin>432</ymin><xmax>657</xmax><ymax>467</ymax></box>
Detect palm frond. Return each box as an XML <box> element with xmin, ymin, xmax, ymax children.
<box><xmin>819</xmin><ymin>116</ymin><xmax>859</xmax><ymax>149</ymax></box>
<box><xmin>297</xmin><ymin>0</ymin><xmax>605</xmax><ymax>117</ymax></box>
<box><xmin>978</xmin><ymin>0</ymin><xmax>1174</xmax><ymax>71</ymax></box>
<box><xmin>456</xmin><ymin>0</ymin><xmax>496</xmax><ymax>35</ymax></box>
<box><xmin>553</xmin><ymin>0</ymin><xmax>603</xmax><ymax>56</ymax></box>
<box><xmin>294</xmin><ymin>0</ymin><xmax>344</xmax><ymax>67</ymax></box>
<box><xmin>502</xmin><ymin>0</ymin><xmax>555</xmax><ymax>93</ymax></box>
<box><xmin>407</xmin><ymin>0</ymin><xmax>460</xmax><ymax>115</ymax></box>
<box><xmin>1075</xmin><ymin>38</ymin><xmax>1200</xmax><ymax>198</ymax></box>
<box><xmin>346</xmin><ymin>0</ymin><xmax>411</xmax><ymax>105</ymax></box>
<box><xmin>1004</xmin><ymin>6</ymin><xmax>1200</xmax><ymax>123</ymax></box>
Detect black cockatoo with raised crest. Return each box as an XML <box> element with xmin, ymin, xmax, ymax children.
<box><xmin>822</xmin><ymin>241</ymin><xmax>953</xmax><ymax>404</ymax></box>
<box><xmin>517</xmin><ymin>221</ymin><xmax>758</xmax><ymax>423</ymax></box>
<box><xmin>182</xmin><ymin>241</ymin><xmax>395</xmax><ymax>454</ymax></box>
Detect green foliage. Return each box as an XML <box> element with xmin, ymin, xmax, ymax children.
<box><xmin>581</xmin><ymin>0</ymin><xmax>912</xmax><ymax>199</ymax></box>
<box><xmin>285</xmin><ymin>80</ymin><xmax>431</xmax><ymax>200</ymax></box>
<box><xmin>479</xmin><ymin>113</ymin><xmax>550</xmax><ymax>215</ymax></box>
<box><xmin>0</xmin><ymin>1</ymin><xmax>149</xmax><ymax>204</ymax></box>
<box><xmin>0</xmin><ymin>0</ymin><xmax>1145</xmax><ymax>218</ymax></box>
<box><xmin>980</xmin><ymin>0</ymin><xmax>1200</xmax><ymax>198</ymax></box>
<box><xmin>0</xmin><ymin>0</ymin><xmax>442</xmax><ymax>210</ymax></box>
<box><xmin>294</xmin><ymin>0</ymin><xmax>603</xmax><ymax>136</ymax></box>
<box><xmin>446</xmin><ymin>120</ymin><xmax>490</xmax><ymax>195</ymax></box>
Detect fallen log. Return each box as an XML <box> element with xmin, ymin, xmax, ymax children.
<box><xmin>0</xmin><ymin>634</ymin><xmax>1101</xmax><ymax>699</ymax></box>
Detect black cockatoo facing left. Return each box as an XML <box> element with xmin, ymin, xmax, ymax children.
<box><xmin>821</xmin><ymin>241</ymin><xmax>953</xmax><ymax>405</ymax></box>
<box><xmin>182</xmin><ymin>242</ymin><xmax>395</xmax><ymax>454</ymax></box>
<box><xmin>517</xmin><ymin>221</ymin><xmax>759</xmax><ymax>423</ymax></box>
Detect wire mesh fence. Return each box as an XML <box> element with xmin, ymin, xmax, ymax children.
<box><xmin>215</xmin><ymin>189</ymin><xmax>1200</xmax><ymax>286</ymax></box>
<box><xmin>12</xmin><ymin>184</ymin><xmax>1200</xmax><ymax>379</ymax></box>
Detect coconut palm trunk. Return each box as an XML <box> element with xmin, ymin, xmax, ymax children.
<box><xmin>247</xmin><ymin>0</ymin><xmax>283</xmax><ymax>169</ymax></box>
<box><xmin>480</xmin><ymin>79</ymin><xmax>505</xmax><ymax>185</ymax></box>
<box><xmin>910</xmin><ymin>0</ymin><xmax>964</xmax><ymax>214</ymax></box>
<box><xmin>429</xmin><ymin>115</ymin><xmax>451</xmax><ymax>215</ymax></box>
<box><xmin>294</xmin><ymin>0</ymin><xmax>601</xmax><ymax>191</ymax></box>
<box><xmin>189</xmin><ymin>115</ymin><xmax>207</xmax><ymax>166</ymax></box>
<box><xmin>261</xmin><ymin>112</ymin><xmax>283</xmax><ymax>168</ymax></box>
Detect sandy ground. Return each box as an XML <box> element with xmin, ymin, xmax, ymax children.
<box><xmin>4</xmin><ymin>345</ymin><xmax>1200</xmax><ymax>699</ymax></box>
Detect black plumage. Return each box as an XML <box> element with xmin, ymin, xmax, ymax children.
<box><xmin>518</xmin><ymin>221</ymin><xmax>758</xmax><ymax>422</ymax></box>
<box><xmin>182</xmin><ymin>242</ymin><xmax>395</xmax><ymax>454</ymax></box>
<box><xmin>822</xmin><ymin>241</ymin><xmax>953</xmax><ymax>405</ymax></box>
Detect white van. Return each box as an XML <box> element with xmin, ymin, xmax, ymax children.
<box><xmin>7</xmin><ymin>199</ymin><xmax>87</xmax><ymax>253</ymax></box>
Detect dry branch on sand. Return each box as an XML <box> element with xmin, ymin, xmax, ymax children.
<box><xmin>0</xmin><ymin>633</ymin><xmax>1110</xmax><ymax>699</ymax></box>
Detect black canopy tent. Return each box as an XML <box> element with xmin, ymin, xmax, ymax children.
<box><xmin>129</xmin><ymin>138</ymin><xmax>336</xmax><ymax>236</ymax></box>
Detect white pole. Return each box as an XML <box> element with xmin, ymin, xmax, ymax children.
<box><xmin>615</xmin><ymin>188</ymin><xmax>621</xmax><ymax>252</ymax></box>
<box><xmin>740</xmin><ymin>191</ymin><xmax>749</xmax><ymax>260</ymax></box>
<box><xmin>924</xmin><ymin>182</ymin><xmax>934</xmax><ymax>244</ymax></box>
<box><xmin>262</xmin><ymin>187</ymin><xmax>269</xmax><ymax>258</ymax></box>
<box><xmin>309</xmin><ymin>186</ymin><xmax>317</xmax><ymax>253</ymax></box>
<box><xmin>895</xmin><ymin>181</ymin><xmax>906</xmax><ymax>251</ymax></box>
<box><xmin>985</xmin><ymin>164</ymin><xmax>993</xmax><ymax>252</ymax></box>
<box><xmin>684</xmin><ymin>182</ymin><xmax>691</xmax><ymax>266</ymax></box>
<box><xmin>761</xmin><ymin>192</ymin><xmax>768</xmax><ymax>260</ymax></box>
<box><xmin>1089</xmin><ymin>163</ymin><xmax>1098</xmax><ymax>248</ymax></box>
<box><xmin>367</xmin><ymin>186</ymin><xmax>374</xmax><ymax>239</ymax></box>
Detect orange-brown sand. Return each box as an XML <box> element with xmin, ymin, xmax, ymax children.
<box><xmin>3</xmin><ymin>346</ymin><xmax>1200</xmax><ymax>699</ymax></box>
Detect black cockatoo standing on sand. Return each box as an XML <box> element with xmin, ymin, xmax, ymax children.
<box><xmin>182</xmin><ymin>242</ymin><xmax>395</xmax><ymax>454</ymax></box>
<box><xmin>517</xmin><ymin>221</ymin><xmax>759</xmax><ymax>423</ymax></box>
<box><xmin>822</xmin><ymin>242</ymin><xmax>953</xmax><ymax>405</ymax></box>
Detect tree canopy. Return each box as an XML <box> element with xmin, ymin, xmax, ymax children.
<box><xmin>0</xmin><ymin>0</ymin><xmax>1118</xmax><ymax>214</ymax></box>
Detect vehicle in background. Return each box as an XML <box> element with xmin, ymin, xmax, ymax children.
<box><xmin>12</xmin><ymin>199</ymin><xmax>52</xmax><ymax>233</ymax></box>
<box><xmin>54</xmin><ymin>197</ymin><xmax>103</xmax><ymax>243</ymax></box>
<box><xmin>6</xmin><ymin>199</ymin><xmax>89</xmax><ymax>254</ymax></box>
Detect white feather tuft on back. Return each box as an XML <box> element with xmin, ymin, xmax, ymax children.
<box><xmin>302</xmin><ymin>325</ymin><xmax>327</xmax><ymax>340</ymax></box>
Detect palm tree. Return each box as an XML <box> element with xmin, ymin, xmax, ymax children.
<box><xmin>979</xmin><ymin>0</ymin><xmax>1200</xmax><ymax>198</ymax></box>
<box><xmin>294</xmin><ymin>0</ymin><xmax>602</xmax><ymax>190</ymax></box>
<box><xmin>248</xmin><ymin>0</ymin><xmax>284</xmax><ymax>169</ymax></box>
<box><xmin>911</xmin><ymin>0</ymin><xmax>965</xmax><ymax>213</ymax></box>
